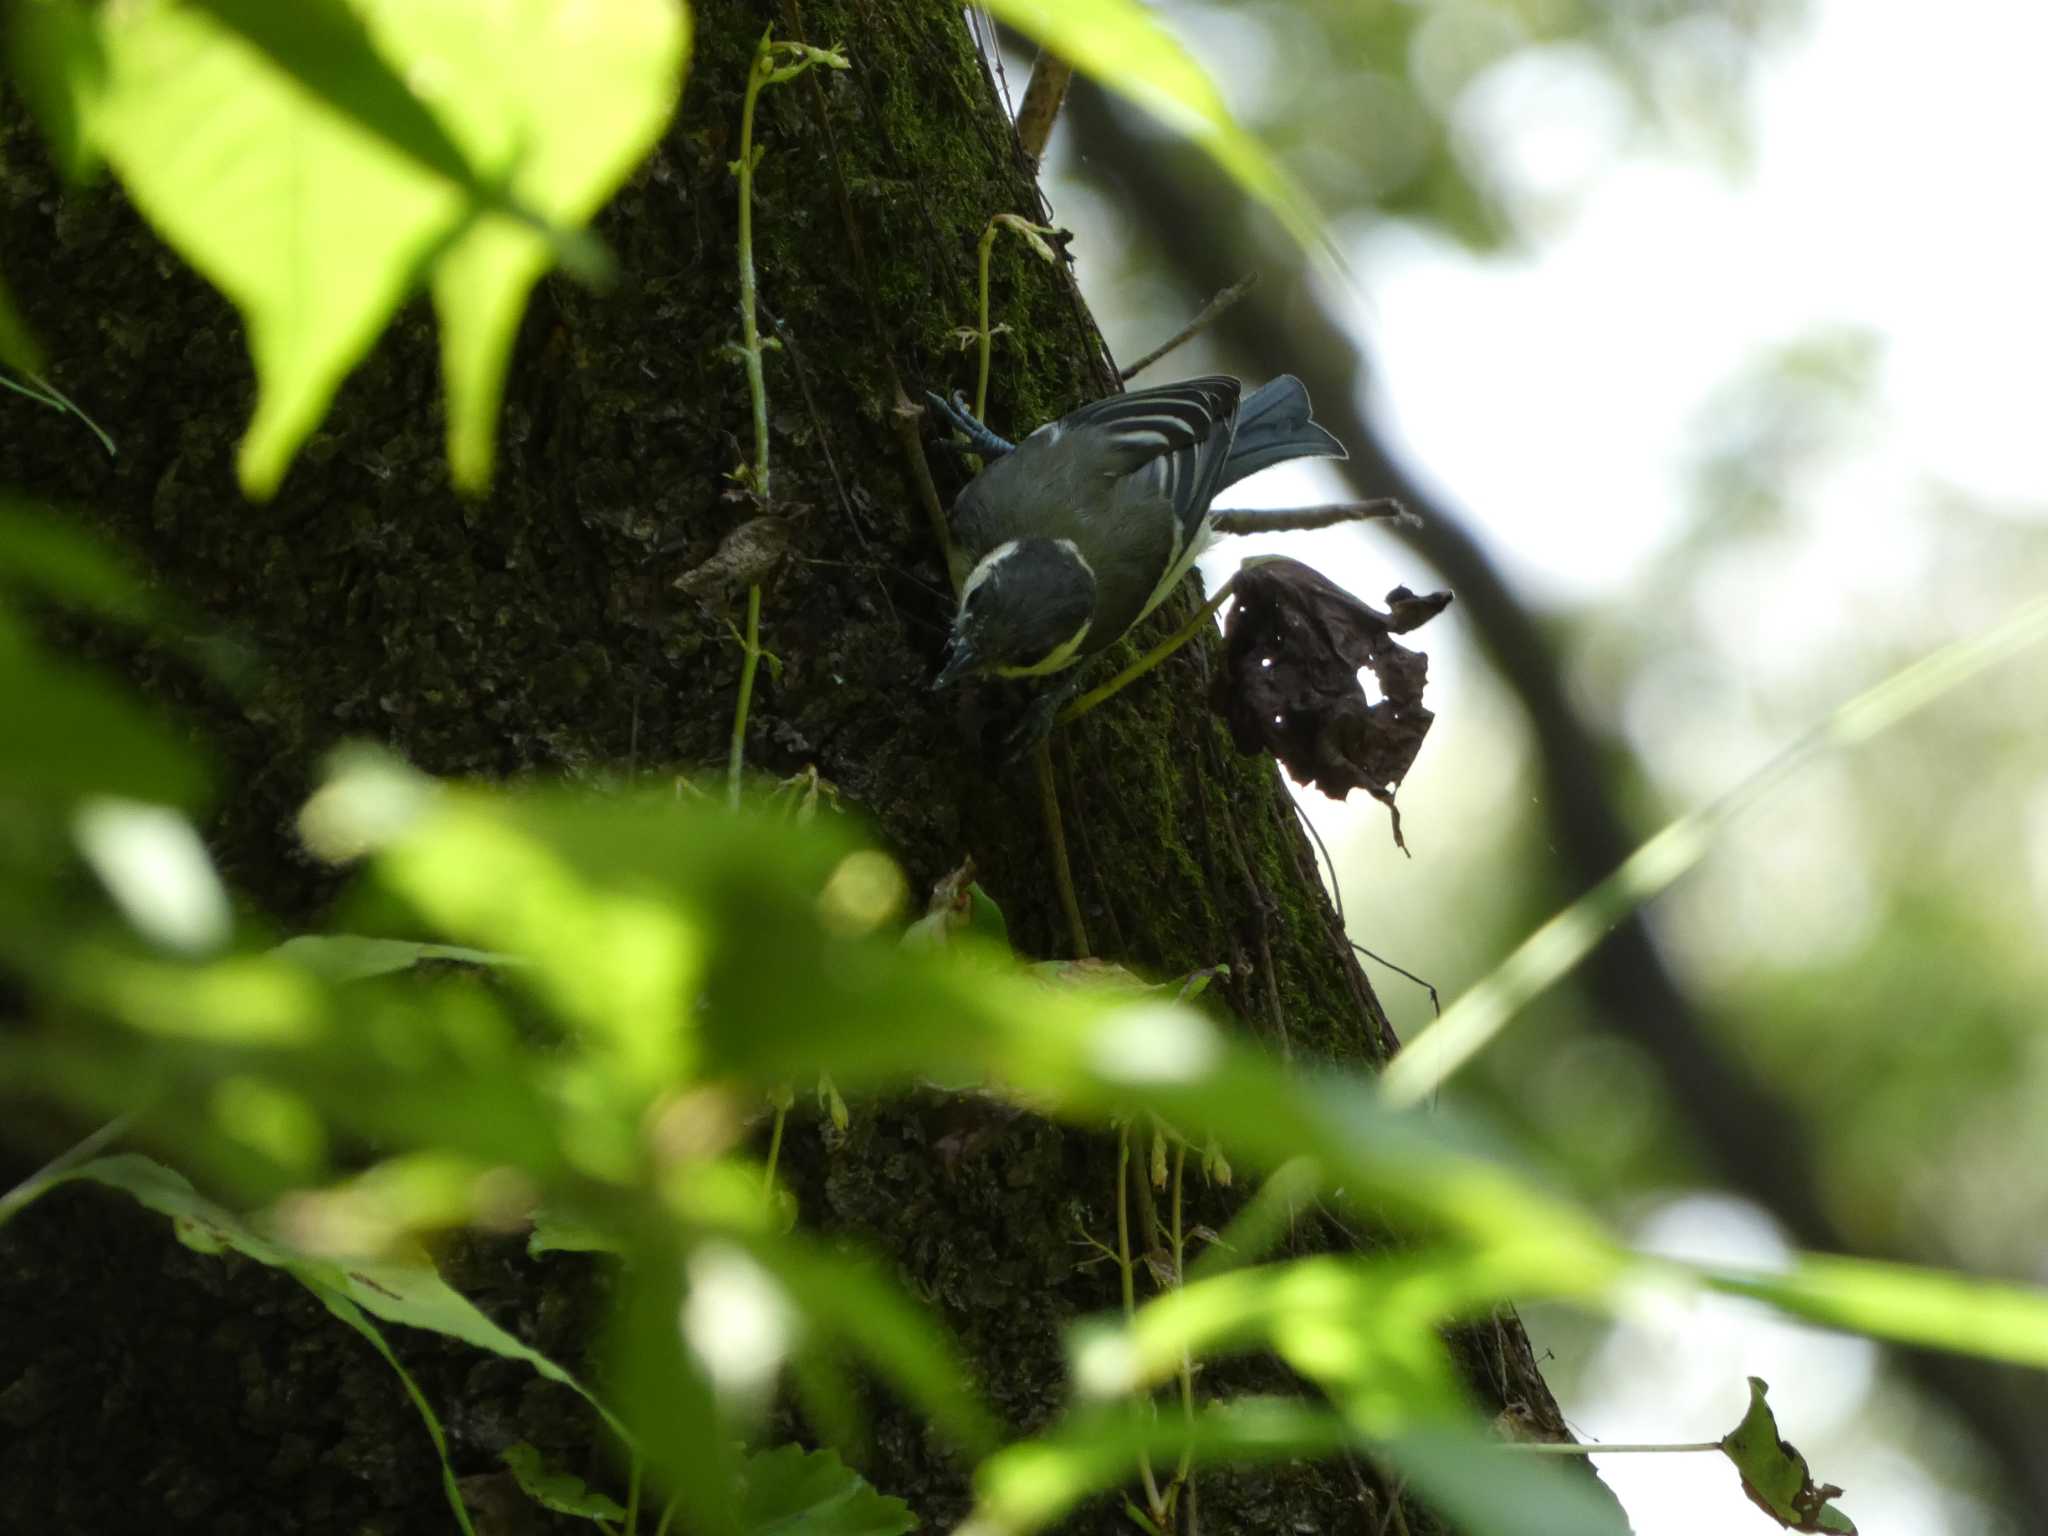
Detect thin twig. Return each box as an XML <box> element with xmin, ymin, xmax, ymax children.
<box><xmin>0</xmin><ymin>368</ymin><xmax>117</xmax><ymax>457</ymax></box>
<box><xmin>1350</xmin><ymin>939</ymin><xmax>1440</xmax><ymax>1019</ymax></box>
<box><xmin>1119</xmin><ymin>273</ymin><xmax>1258</xmax><ymax>382</ymax></box>
<box><xmin>1015</xmin><ymin>49</ymin><xmax>1074</xmax><ymax>167</ymax></box>
<box><xmin>1208</xmin><ymin>500</ymin><xmax>1413</xmax><ymax>536</ymax></box>
<box><xmin>1292</xmin><ymin>800</ymin><xmax>1346</xmax><ymax>927</ymax></box>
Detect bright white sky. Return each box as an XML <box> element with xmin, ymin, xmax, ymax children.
<box><xmin>1049</xmin><ymin>1</ymin><xmax>2048</xmax><ymax>1531</ymax></box>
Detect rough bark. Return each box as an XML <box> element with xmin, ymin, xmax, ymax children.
<box><xmin>0</xmin><ymin>3</ymin><xmax>1594</xmax><ymax>1531</ymax></box>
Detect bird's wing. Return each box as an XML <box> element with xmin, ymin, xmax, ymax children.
<box><xmin>1057</xmin><ymin>377</ymin><xmax>1242</xmax><ymax>554</ymax></box>
<box><xmin>1053</xmin><ymin>376</ymin><xmax>1241</xmax><ymax>473</ymax></box>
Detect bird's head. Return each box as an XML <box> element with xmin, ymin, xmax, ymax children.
<box><xmin>934</xmin><ymin>538</ymin><xmax>1096</xmax><ymax>688</ymax></box>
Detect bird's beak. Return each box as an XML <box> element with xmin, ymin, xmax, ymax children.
<box><xmin>932</xmin><ymin>640</ymin><xmax>978</xmax><ymax>690</ymax></box>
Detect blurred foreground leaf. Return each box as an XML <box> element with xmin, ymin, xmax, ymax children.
<box><xmin>981</xmin><ymin>0</ymin><xmax>1334</xmax><ymax>266</ymax></box>
<box><xmin>10</xmin><ymin>0</ymin><xmax>686</xmax><ymax>496</ymax></box>
<box><xmin>1706</xmin><ymin>1256</ymin><xmax>2048</xmax><ymax>1370</ymax></box>
<box><xmin>739</xmin><ymin>1443</ymin><xmax>916</xmax><ymax>1536</ymax></box>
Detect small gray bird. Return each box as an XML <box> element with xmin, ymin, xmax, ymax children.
<box><xmin>930</xmin><ymin>375</ymin><xmax>1346</xmax><ymax>692</ymax></box>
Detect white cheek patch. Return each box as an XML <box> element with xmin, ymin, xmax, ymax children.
<box><xmin>960</xmin><ymin>539</ymin><xmax>1021</xmax><ymax>611</ymax></box>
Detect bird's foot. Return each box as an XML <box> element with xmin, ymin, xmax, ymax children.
<box><xmin>1000</xmin><ymin>677</ymin><xmax>1080</xmax><ymax>762</ymax></box>
<box><xmin>924</xmin><ymin>390</ymin><xmax>1016</xmax><ymax>458</ymax></box>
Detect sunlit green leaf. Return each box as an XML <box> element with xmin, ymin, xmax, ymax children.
<box><xmin>5</xmin><ymin>0</ymin><xmax>105</xmax><ymax>182</ymax></box>
<box><xmin>271</xmin><ymin>933</ymin><xmax>523</xmax><ymax>983</ymax></box>
<box><xmin>375</xmin><ymin>798</ymin><xmax>704</xmax><ymax>1101</ymax></box>
<box><xmin>43</xmin><ymin>0</ymin><xmax>685</xmax><ymax>497</ymax></box>
<box><xmin>405</xmin><ymin>0</ymin><xmax>687</xmax><ymax>490</ymax></box>
<box><xmin>971</xmin><ymin>1400</ymin><xmax>1351</xmax><ymax>1531</ymax></box>
<box><xmin>1705</xmin><ymin>1257</ymin><xmax>2048</xmax><ymax>1370</ymax></box>
<box><xmin>980</xmin><ymin>0</ymin><xmax>1335</xmax><ymax>265</ymax></box>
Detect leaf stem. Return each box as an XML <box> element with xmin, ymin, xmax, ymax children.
<box><xmin>1060</xmin><ymin>579</ymin><xmax>1235</xmax><ymax>728</ymax></box>
<box><xmin>1505</xmin><ymin>1441</ymin><xmax>1723</xmax><ymax>1455</ymax></box>
<box><xmin>727</xmin><ymin>31</ymin><xmax>777</xmax><ymax>806</ymax></box>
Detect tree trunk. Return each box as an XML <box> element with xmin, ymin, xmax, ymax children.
<box><xmin>0</xmin><ymin>3</ymin><xmax>1597</xmax><ymax>1530</ymax></box>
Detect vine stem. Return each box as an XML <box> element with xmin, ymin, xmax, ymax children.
<box><xmin>1169</xmin><ymin>1140</ymin><xmax>1195</xmax><ymax>1493</ymax></box>
<box><xmin>974</xmin><ymin>220</ymin><xmax>997</xmax><ymax>425</ymax></box>
<box><xmin>1117</xmin><ymin>1127</ymin><xmax>1165</xmax><ymax>1514</ymax></box>
<box><xmin>727</xmin><ymin>585</ymin><xmax>763</xmax><ymax>809</ymax></box>
<box><xmin>727</xmin><ymin>32</ymin><xmax>777</xmax><ymax>807</ymax></box>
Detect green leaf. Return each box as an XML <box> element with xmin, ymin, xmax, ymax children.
<box><xmin>527</xmin><ymin>1205</ymin><xmax>626</xmax><ymax>1257</ymax></box>
<box><xmin>1382</xmin><ymin>1430</ymin><xmax>1633</xmax><ymax>1536</ymax></box>
<box><xmin>0</xmin><ymin>649</ymin><xmax>206</xmax><ymax>807</ymax></box>
<box><xmin>52</xmin><ymin>0</ymin><xmax>686</xmax><ymax>498</ymax></box>
<box><xmin>43</xmin><ymin>1156</ymin><xmax>624</xmax><ymax>1434</ymax></box>
<box><xmin>753</xmin><ymin>1234</ymin><xmax>1000</xmax><ymax>1459</ymax></box>
<box><xmin>739</xmin><ymin>1443</ymin><xmax>915</xmax><ymax>1536</ymax></box>
<box><xmin>6</xmin><ymin>0</ymin><xmax>106</xmax><ymax>182</ymax></box>
<box><xmin>271</xmin><ymin>933</ymin><xmax>524</xmax><ymax>983</ymax></box>
<box><xmin>317</xmin><ymin>1287</ymin><xmax>480</xmax><ymax>1536</ymax></box>
<box><xmin>1717</xmin><ymin>1378</ymin><xmax>1857</xmax><ymax>1534</ymax></box>
<box><xmin>23</xmin><ymin>1156</ymin><xmax>493</xmax><ymax>1532</ymax></box>
<box><xmin>979</xmin><ymin>0</ymin><xmax>1335</xmax><ymax>266</ymax></box>
<box><xmin>1705</xmin><ymin>1257</ymin><xmax>2048</xmax><ymax>1371</ymax></box>
<box><xmin>501</xmin><ymin>1442</ymin><xmax>629</xmax><ymax>1523</ymax></box>
<box><xmin>0</xmin><ymin>271</ymin><xmax>41</xmax><ymax>374</ymax></box>
<box><xmin>409</xmin><ymin>0</ymin><xmax>687</xmax><ymax>490</ymax></box>
<box><xmin>0</xmin><ymin>503</ymin><xmax>155</xmax><ymax>624</ymax></box>
<box><xmin>972</xmin><ymin>1406</ymin><xmax>1629</xmax><ymax>1536</ymax></box>
<box><xmin>973</xmin><ymin>1400</ymin><xmax>1350</xmax><ymax>1530</ymax></box>
<box><xmin>183</xmin><ymin>0</ymin><xmax>519</xmax><ymax>215</ymax></box>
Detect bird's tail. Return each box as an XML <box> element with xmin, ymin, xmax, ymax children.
<box><xmin>1218</xmin><ymin>375</ymin><xmax>1346</xmax><ymax>490</ymax></box>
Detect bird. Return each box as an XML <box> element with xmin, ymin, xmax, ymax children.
<box><xmin>928</xmin><ymin>374</ymin><xmax>1347</xmax><ymax>699</ymax></box>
